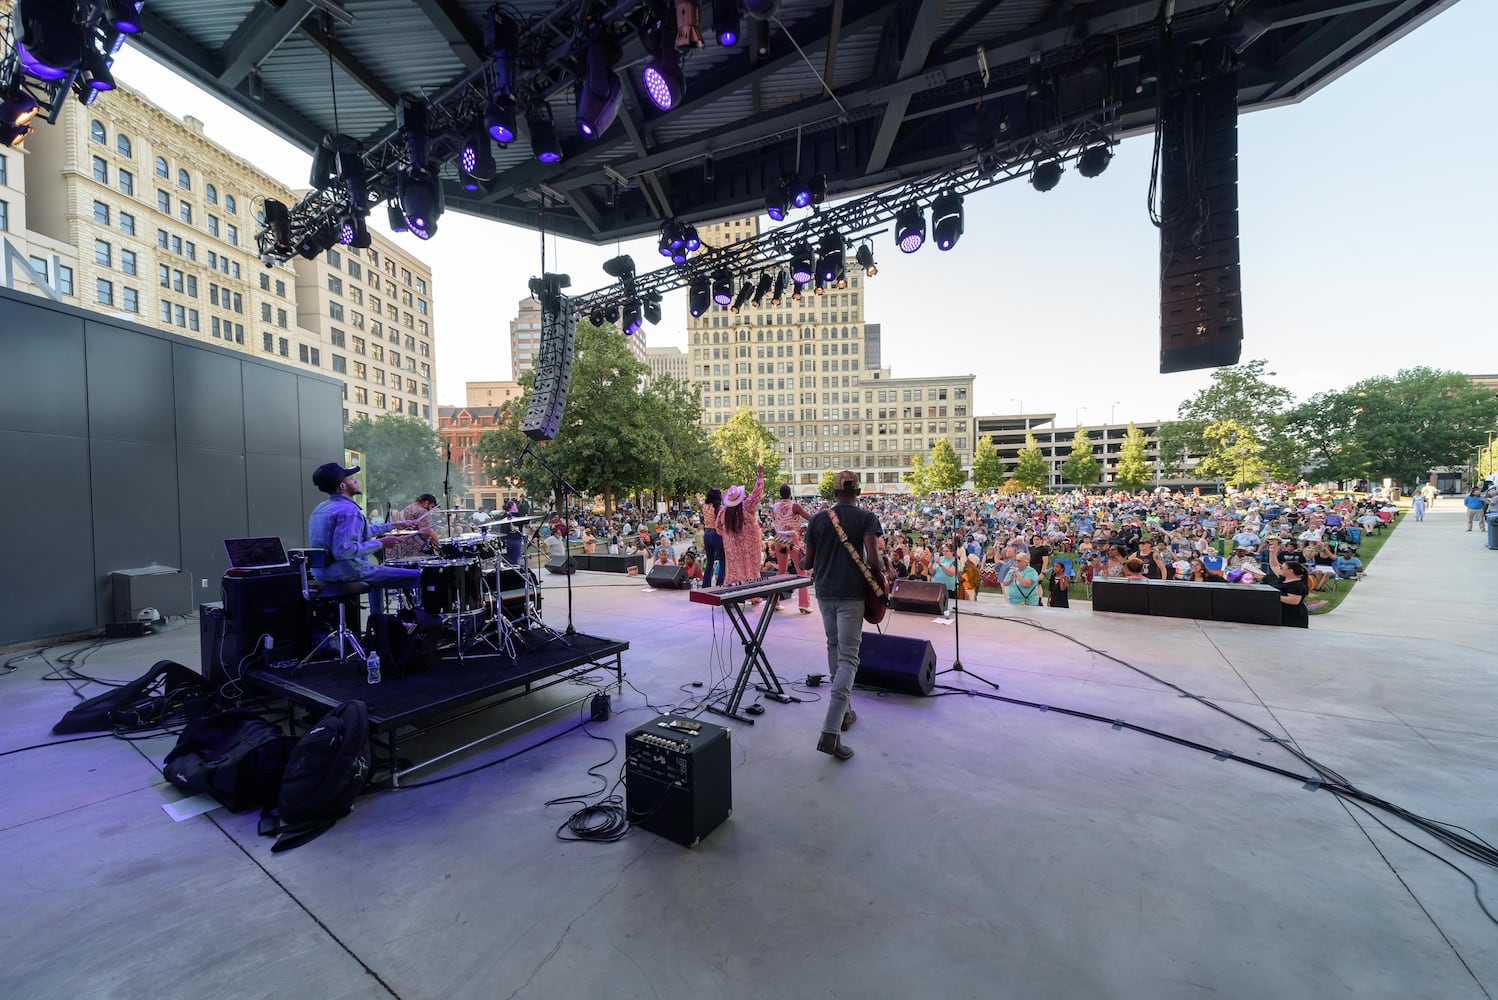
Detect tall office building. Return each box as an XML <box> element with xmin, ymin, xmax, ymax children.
<box><xmin>510</xmin><ymin>296</ymin><xmax>543</xmax><ymax>375</ymax></box>
<box><xmin>685</xmin><ymin>215</ymin><xmax>972</xmax><ymax>491</ymax></box>
<box><xmin>466</xmin><ymin>380</ymin><xmax>524</xmax><ymax>407</ymax></box>
<box><xmin>5</xmin><ymin>86</ymin><xmax>438</xmax><ymax>426</ymax></box>
<box><xmin>645</xmin><ymin>346</ymin><xmax>689</xmax><ymax>383</ymax></box>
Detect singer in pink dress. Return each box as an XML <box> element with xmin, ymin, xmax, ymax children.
<box><xmin>719</xmin><ymin>465</ymin><xmax>765</xmax><ymax>586</ymax></box>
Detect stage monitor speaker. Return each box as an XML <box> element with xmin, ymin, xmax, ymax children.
<box><xmin>646</xmin><ymin>564</ymin><xmax>687</xmax><ymax>589</ymax></box>
<box><xmin>857</xmin><ymin>632</ymin><xmax>936</xmax><ymax>696</ymax></box>
<box><xmin>888</xmin><ymin>579</ymin><xmax>949</xmax><ymax>616</ymax></box>
<box><xmin>521</xmin><ymin>280</ymin><xmax>576</xmax><ymax>441</ymax></box>
<box><xmin>626</xmin><ymin>715</ymin><xmax>732</xmax><ymax>847</ymax></box>
<box><xmin>545</xmin><ymin>555</ymin><xmax>576</xmax><ymax>575</ymax></box>
<box><xmin>1159</xmin><ymin>65</ymin><xmax>1242</xmax><ymax>373</ymax></box>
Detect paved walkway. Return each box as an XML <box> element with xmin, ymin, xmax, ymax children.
<box><xmin>1319</xmin><ymin>502</ymin><xmax>1498</xmax><ymax>649</ymax></box>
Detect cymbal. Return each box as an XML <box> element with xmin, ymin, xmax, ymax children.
<box><xmin>489</xmin><ymin>514</ymin><xmax>544</xmax><ymax>526</ymax></box>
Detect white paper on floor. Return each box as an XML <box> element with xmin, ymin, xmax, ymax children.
<box><xmin>162</xmin><ymin>794</ymin><xmax>220</xmax><ymax>822</ymax></box>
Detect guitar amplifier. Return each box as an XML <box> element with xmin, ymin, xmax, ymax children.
<box><xmin>625</xmin><ymin>715</ymin><xmax>731</xmax><ymax>847</ymax></box>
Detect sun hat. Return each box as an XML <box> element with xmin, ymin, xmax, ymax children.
<box><xmin>723</xmin><ymin>485</ymin><xmax>745</xmax><ymax>507</ymax></box>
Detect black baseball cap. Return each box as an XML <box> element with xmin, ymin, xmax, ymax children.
<box><xmin>313</xmin><ymin>462</ymin><xmax>359</xmax><ymax>493</ymax></box>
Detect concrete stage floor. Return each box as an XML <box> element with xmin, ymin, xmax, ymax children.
<box><xmin>3</xmin><ymin>505</ymin><xmax>1495</xmax><ymax>1000</ymax></box>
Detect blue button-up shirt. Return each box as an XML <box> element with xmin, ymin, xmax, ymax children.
<box><xmin>308</xmin><ymin>494</ymin><xmax>389</xmax><ymax>582</ymax></box>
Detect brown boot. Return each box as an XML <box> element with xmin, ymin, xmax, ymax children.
<box><xmin>841</xmin><ymin>708</ymin><xmax>857</xmax><ymax>732</ymax></box>
<box><xmin>817</xmin><ymin>733</ymin><xmax>853</xmax><ymax>760</ymax></box>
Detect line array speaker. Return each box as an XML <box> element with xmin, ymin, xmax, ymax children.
<box><xmin>521</xmin><ymin>284</ymin><xmax>576</xmax><ymax>441</ymax></box>
<box><xmin>1159</xmin><ymin>62</ymin><xmax>1242</xmax><ymax>374</ymax></box>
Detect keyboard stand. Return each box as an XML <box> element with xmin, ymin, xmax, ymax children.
<box><xmin>705</xmin><ymin>591</ymin><xmax>802</xmax><ymax>725</ymax></box>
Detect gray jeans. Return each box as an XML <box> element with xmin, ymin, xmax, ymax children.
<box><xmin>818</xmin><ymin>598</ymin><xmax>865</xmax><ymax>735</ymax></box>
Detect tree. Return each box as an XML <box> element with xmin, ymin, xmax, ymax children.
<box><xmin>904</xmin><ymin>454</ymin><xmax>929</xmax><ymax>497</ymax></box>
<box><xmin>1343</xmin><ymin>368</ymin><xmax>1498</xmax><ymax>487</ymax></box>
<box><xmin>1282</xmin><ymin>391</ymin><xmax>1371</xmax><ymax>485</ymax></box>
<box><xmin>344</xmin><ymin>413</ymin><xmax>460</xmax><ymax>510</ymax></box>
<box><xmin>1059</xmin><ymin>427</ymin><xmax>1100</xmax><ymax>487</ymax></box>
<box><xmin>1011</xmin><ymin>432</ymin><xmax>1049</xmax><ymax>491</ymax></box>
<box><xmin>925</xmin><ymin>438</ymin><xmax>966</xmax><ymax>493</ymax></box>
<box><xmin>971</xmin><ymin>435</ymin><xmax>1003</xmax><ymax>490</ymax></box>
<box><xmin>1196</xmin><ymin>419</ymin><xmax>1270</xmax><ymax>488</ymax></box>
<box><xmin>819</xmin><ymin>469</ymin><xmax>837</xmax><ymax>501</ymax></box>
<box><xmin>644</xmin><ymin>375</ymin><xmax>722</xmax><ymax>504</ymax></box>
<box><xmin>1164</xmin><ymin>359</ymin><xmax>1301</xmax><ymax>481</ymax></box>
<box><xmin>711</xmin><ymin>407</ymin><xmax>781</xmax><ymax>489</ymax></box>
<box><xmin>1114</xmin><ymin>424</ymin><xmax>1153</xmax><ymax>492</ymax></box>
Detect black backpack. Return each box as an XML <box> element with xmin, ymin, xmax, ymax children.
<box><xmin>258</xmin><ymin>700</ymin><xmax>371</xmax><ymax>852</ymax></box>
<box><xmin>162</xmin><ymin>709</ymin><xmax>297</xmax><ymax>812</ymax></box>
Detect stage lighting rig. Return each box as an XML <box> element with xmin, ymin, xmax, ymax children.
<box><xmin>1030</xmin><ymin>159</ymin><xmax>1063</xmax><ymax>192</ymax></box>
<box><xmin>1077</xmin><ymin>143</ymin><xmax>1113</xmax><ymax>178</ymax></box>
<box><xmin>712</xmin><ymin>267</ymin><xmax>735</xmax><ymax>307</ymax></box>
<box><xmin>576</xmin><ymin>41</ymin><xmax>623</xmax><ymax>138</ymax></box>
<box><xmin>485</xmin><ymin>9</ymin><xmax>518</xmax><ymax>142</ymax></box>
<box><xmin>931</xmin><ymin>191</ymin><xmax>963</xmax><ymax>251</ymax></box>
<box><xmin>712</xmin><ymin>0</ymin><xmax>740</xmax><ymax>46</ymax></box>
<box><xmin>604</xmin><ymin>254</ymin><xmax>637</xmax><ymax>279</ymax></box>
<box><xmin>894</xmin><ymin>203</ymin><xmax>925</xmax><ymax>254</ymax></box>
<box><xmin>750</xmin><ymin>272</ymin><xmax>772</xmax><ymax>307</ymax></box>
<box><xmin>809</xmin><ymin>173</ymin><xmax>827</xmax><ymax>206</ymax></box>
<box><xmin>856</xmin><ymin>244</ymin><xmax>877</xmax><ymax>277</ymax></box>
<box><xmin>766</xmin><ymin>176</ymin><xmax>789</xmax><ymax>221</ymax></box>
<box><xmin>741</xmin><ymin>0</ymin><xmax>779</xmax><ymax>17</ymax></box>
<box><xmin>675</xmin><ymin>1</ymin><xmax>704</xmax><ymax>50</ymax></box>
<box><xmin>770</xmin><ymin>270</ymin><xmax>787</xmax><ymax>305</ymax></box>
<box><xmin>397</xmin><ymin>168</ymin><xmax>443</xmax><ymax>240</ymax></box>
<box><xmin>527</xmin><ymin>108</ymin><xmax>562</xmax><ymax>163</ymax></box>
<box><xmin>462</xmin><ymin>124</ymin><xmax>496</xmax><ymax>181</ymax></box>
<box><xmin>643</xmin><ymin>291</ymin><xmax>663</xmax><ymax>325</ymax></box>
<box><xmin>790</xmin><ymin>243</ymin><xmax>815</xmax><ymax>284</ymax></box>
<box><xmin>689</xmin><ymin>277</ymin><xmax>711</xmax><ymax>317</ymax></box>
<box><xmin>729</xmin><ymin>280</ymin><xmax>753</xmax><ymax>313</ymax></box>
<box><xmin>622</xmin><ymin>298</ymin><xmax>643</xmax><ymax>334</ymax></box>
<box><xmin>641</xmin><ymin>4</ymin><xmax>686</xmax><ymax>111</ymax></box>
<box><xmin>816</xmin><ymin>233</ymin><xmax>844</xmax><ymax>284</ymax></box>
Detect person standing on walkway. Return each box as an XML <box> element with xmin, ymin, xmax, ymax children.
<box><xmin>802</xmin><ymin>470</ymin><xmax>883</xmax><ymax>761</ymax></box>
<box><xmin>700</xmin><ymin>488</ymin><xmax>726</xmax><ymax>588</ymax></box>
<box><xmin>1463</xmin><ymin>489</ymin><xmax>1486</xmax><ymax>532</ymax></box>
<box><xmin>1412</xmin><ymin>492</ymin><xmax>1426</xmax><ymax>522</ymax></box>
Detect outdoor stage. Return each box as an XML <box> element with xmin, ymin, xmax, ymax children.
<box><xmin>2</xmin><ymin>507</ymin><xmax>1495</xmax><ymax>999</ymax></box>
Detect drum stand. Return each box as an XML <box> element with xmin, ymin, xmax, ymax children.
<box><xmin>513</xmin><ymin>551</ymin><xmax>569</xmax><ymax>650</ymax></box>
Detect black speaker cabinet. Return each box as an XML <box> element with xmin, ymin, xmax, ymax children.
<box><xmin>1148</xmin><ymin>580</ymin><xmax>1214</xmax><ymax>619</ymax></box>
<box><xmin>625</xmin><ymin>715</ymin><xmax>732</xmax><ymax>847</ymax></box>
<box><xmin>888</xmin><ymin>579</ymin><xmax>949</xmax><ymax>615</ymax></box>
<box><xmin>646</xmin><ymin>564</ymin><xmax>688</xmax><ymax>589</ymax></box>
<box><xmin>1091</xmin><ymin>578</ymin><xmax>1152</xmax><ymax>615</ymax></box>
<box><xmin>217</xmin><ymin>572</ymin><xmax>309</xmax><ymax>679</ymax></box>
<box><xmin>580</xmin><ymin>553</ymin><xmax>646</xmax><ymax>574</ymax></box>
<box><xmin>545</xmin><ymin>554</ymin><xmax>576</xmax><ymax>575</ymax></box>
<box><xmin>857</xmin><ymin>632</ymin><xmax>936</xmax><ymax>696</ymax></box>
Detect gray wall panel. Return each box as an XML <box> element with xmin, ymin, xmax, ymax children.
<box><xmin>174</xmin><ymin>345</ymin><xmax>246</xmax><ymax>452</ymax></box>
<box><xmin>89</xmin><ymin>440</ymin><xmax>182</xmax><ymax>624</ymax></box>
<box><xmin>298</xmin><ymin>377</ymin><xmax>343</xmax><ymax>462</ymax></box>
<box><xmin>243</xmin><ymin>364</ymin><xmax>300</xmax><ymax>456</ymax></box>
<box><xmin>246</xmin><ymin>453</ymin><xmax>308</xmax><ymax>546</ymax></box>
<box><xmin>0</xmin><ymin>299</ymin><xmax>87</xmax><ymax>436</ymax></box>
<box><xmin>85</xmin><ymin>320</ymin><xmax>176</xmax><ymax>444</ymax></box>
<box><xmin>0</xmin><ymin>431</ymin><xmax>96</xmax><ymax>640</ymax></box>
<box><xmin>177</xmin><ymin>448</ymin><xmax>248</xmax><ymax>604</ymax></box>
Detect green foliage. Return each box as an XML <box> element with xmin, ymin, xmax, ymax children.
<box><xmin>472</xmin><ymin>395</ymin><xmax>554</xmax><ymax>505</ymax></box>
<box><xmin>1282</xmin><ymin>391</ymin><xmax>1371</xmax><ymax>484</ymax></box>
<box><xmin>903</xmin><ymin>454</ymin><xmax>929</xmax><ymax>497</ymax></box>
<box><xmin>1059</xmin><ymin>426</ymin><xmax>1100</xmax><ymax>486</ymax></box>
<box><xmin>711</xmin><ymin>407</ymin><xmax>781</xmax><ymax>488</ymax></box>
<box><xmin>819</xmin><ymin>469</ymin><xmax>836</xmax><ymax>501</ymax></box>
<box><xmin>1340</xmin><ymin>368</ymin><xmax>1498</xmax><ymax>486</ymax></box>
<box><xmin>644</xmin><ymin>376</ymin><xmax>723</xmax><ymax>502</ymax></box>
<box><xmin>970</xmin><ymin>435</ymin><xmax>1004</xmax><ymax>490</ymax></box>
<box><xmin>1166</xmin><ymin>360</ymin><xmax>1301</xmax><ymax>481</ymax></box>
<box><xmin>1011</xmin><ymin>432</ymin><xmax>1049</xmax><ymax>491</ymax></box>
<box><xmin>1114</xmin><ymin>424</ymin><xmax>1153</xmax><ymax>492</ymax></box>
<box><xmin>343</xmin><ymin>414</ymin><xmax>460</xmax><ymax>509</ymax></box>
<box><xmin>925</xmin><ymin>438</ymin><xmax>966</xmax><ymax>493</ymax></box>
<box><xmin>1195</xmin><ymin>418</ymin><xmax>1270</xmax><ymax>488</ymax></box>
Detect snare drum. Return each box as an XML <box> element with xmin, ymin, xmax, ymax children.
<box><xmin>417</xmin><ymin>558</ymin><xmax>483</xmax><ymax>615</ymax></box>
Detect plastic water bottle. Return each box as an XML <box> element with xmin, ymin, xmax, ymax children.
<box><xmin>366</xmin><ymin>651</ymin><xmax>381</xmax><ymax>685</ymax></box>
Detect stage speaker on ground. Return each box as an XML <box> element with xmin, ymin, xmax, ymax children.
<box><xmin>888</xmin><ymin>579</ymin><xmax>949</xmax><ymax>616</ymax></box>
<box><xmin>856</xmin><ymin>632</ymin><xmax>936</xmax><ymax>696</ymax></box>
<box><xmin>545</xmin><ymin>555</ymin><xmax>576</xmax><ymax>575</ymax></box>
<box><xmin>1159</xmin><ymin>61</ymin><xmax>1242</xmax><ymax>373</ymax></box>
<box><xmin>646</xmin><ymin>564</ymin><xmax>687</xmax><ymax>589</ymax></box>
<box><xmin>521</xmin><ymin>274</ymin><xmax>575</xmax><ymax>441</ymax></box>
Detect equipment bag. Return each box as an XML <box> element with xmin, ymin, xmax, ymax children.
<box><xmin>258</xmin><ymin>700</ymin><xmax>371</xmax><ymax>853</ymax></box>
<box><xmin>55</xmin><ymin>659</ymin><xmax>213</xmax><ymax>734</ymax></box>
<box><xmin>162</xmin><ymin>709</ymin><xmax>297</xmax><ymax>812</ymax></box>
<box><xmin>368</xmin><ymin>611</ymin><xmax>441</xmax><ymax>676</ymax></box>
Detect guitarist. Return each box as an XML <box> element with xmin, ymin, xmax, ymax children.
<box><xmin>801</xmin><ymin>470</ymin><xmax>884</xmax><ymax>762</ymax></box>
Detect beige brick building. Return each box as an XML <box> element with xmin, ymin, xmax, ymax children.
<box><xmin>645</xmin><ymin>345</ymin><xmax>688</xmax><ymax>383</ymax></box>
<box><xmin>686</xmin><ymin>215</ymin><xmax>972</xmax><ymax>492</ymax></box>
<box><xmin>466</xmin><ymin>380</ymin><xmax>524</xmax><ymax>407</ymax></box>
<box><xmin>5</xmin><ymin>86</ymin><xmax>437</xmax><ymax>426</ymax></box>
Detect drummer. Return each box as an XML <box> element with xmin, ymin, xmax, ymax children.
<box><xmin>385</xmin><ymin>493</ymin><xmax>442</xmax><ymax>561</ymax></box>
<box><xmin>501</xmin><ymin>515</ymin><xmax>527</xmax><ymax>566</ymax></box>
<box><xmin>307</xmin><ymin>462</ymin><xmax>422</xmax><ymax>612</ymax></box>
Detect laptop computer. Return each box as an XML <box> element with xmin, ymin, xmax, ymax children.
<box><xmin>223</xmin><ymin>536</ymin><xmax>292</xmax><ymax>573</ymax></box>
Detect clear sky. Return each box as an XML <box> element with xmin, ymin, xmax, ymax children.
<box><xmin>111</xmin><ymin>1</ymin><xmax>1495</xmax><ymax>426</ymax></box>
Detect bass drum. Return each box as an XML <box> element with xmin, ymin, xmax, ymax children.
<box><xmin>416</xmin><ymin>558</ymin><xmax>483</xmax><ymax>616</ymax></box>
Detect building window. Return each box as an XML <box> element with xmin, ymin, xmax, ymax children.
<box><xmin>205</xmin><ymin>183</ymin><xmax>217</xmax><ymax>205</ymax></box>
<box><xmin>92</xmin><ymin>156</ymin><xmax>108</xmax><ymax>183</ymax></box>
<box><xmin>172</xmin><ymin>269</ymin><xmax>183</xmax><ymax>292</ymax></box>
<box><xmin>188</xmin><ymin>309</ymin><xmax>199</xmax><ymax>331</ymax></box>
<box><xmin>224</xmin><ymin>194</ymin><xmax>237</xmax><ymax>214</ymax></box>
<box><xmin>0</xmin><ymin>154</ymin><xmax>6</xmax><ymax>184</ymax></box>
<box><xmin>277</xmin><ymin>308</ymin><xmax>287</xmax><ymax>328</ymax></box>
<box><xmin>326</xmin><ymin>248</ymin><xmax>341</xmax><ymax>269</ymax></box>
<box><xmin>184</xmin><ymin>241</ymin><xmax>195</xmax><ymax>261</ymax></box>
<box><xmin>157</xmin><ymin>190</ymin><xmax>170</xmax><ymax>213</ymax></box>
<box><xmin>207</xmin><ymin>215</ymin><xmax>219</xmax><ymax>237</ymax></box>
<box><xmin>157</xmin><ymin>228</ymin><xmax>168</xmax><ymax>248</ymax></box>
<box><xmin>348</xmin><ymin>260</ymin><xmax>362</xmax><ymax>280</ymax></box>
<box><xmin>416</xmin><ymin>277</ymin><xmax>427</xmax><ymax>294</ymax></box>
<box><xmin>174</xmin><ymin>304</ymin><xmax>185</xmax><ymax>327</ymax></box>
<box><xmin>261</xmin><ymin>303</ymin><xmax>272</xmax><ymax>322</ymax></box>
<box><xmin>330</xmin><ymin>328</ymin><xmax>345</xmax><ymax>347</ymax></box>
<box><xmin>159</xmin><ymin>264</ymin><xmax>170</xmax><ymax>287</ymax></box>
<box><xmin>90</xmin><ymin>119</ymin><xmax>106</xmax><ymax>143</ymax></box>
<box><xmin>57</xmin><ymin>265</ymin><xmax>73</xmax><ymax>295</ymax></box>
<box><xmin>177</xmin><ymin>168</ymin><xmax>191</xmax><ymax>191</ymax></box>
<box><xmin>278</xmin><ymin>337</ymin><xmax>289</xmax><ymax>357</ymax></box>
<box><xmin>354</xmin><ymin>387</ymin><xmax>368</xmax><ymax>405</ymax></box>
<box><xmin>116</xmin><ymin>134</ymin><xmax>132</xmax><ymax>157</ymax></box>
<box><xmin>329</xmin><ymin>302</ymin><xmax>344</xmax><ymax>321</ymax></box>
<box><xmin>226</xmin><ymin>224</ymin><xmax>238</xmax><ymax>247</ymax></box>
<box><xmin>94</xmin><ymin>239</ymin><xmax>111</xmax><ymax>266</ymax></box>
<box><xmin>332</xmin><ymin>355</ymin><xmax>347</xmax><ymax>373</ymax></box>
<box><xmin>93</xmin><ymin>200</ymin><xmax>110</xmax><ymax>225</ymax></box>
<box><xmin>155</xmin><ymin>156</ymin><xmax>168</xmax><ymax>178</ymax></box>
<box><xmin>328</xmin><ymin>275</ymin><xmax>342</xmax><ymax>295</ymax></box>
<box><xmin>119</xmin><ymin>212</ymin><xmax>135</xmax><ymax>235</ymax></box>
<box><xmin>96</xmin><ymin>279</ymin><xmax>113</xmax><ymax>306</ymax></box>
<box><xmin>263</xmin><ymin>332</ymin><xmax>274</xmax><ymax>352</ymax></box>
<box><xmin>161</xmin><ymin>300</ymin><xmax>172</xmax><ymax>323</ymax></box>
<box><xmin>186</xmin><ymin>275</ymin><xmax>197</xmax><ymax>297</ymax></box>
<box><xmin>122</xmin><ymin>287</ymin><xmax>139</xmax><ymax>313</ymax></box>
<box><xmin>258</xmin><ymin>272</ymin><xmax>269</xmax><ymax>291</ymax></box>
<box><xmin>179</xmin><ymin>202</ymin><xmax>192</xmax><ymax>224</ymax></box>
<box><xmin>120</xmin><ymin>249</ymin><xmax>136</xmax><ymax>275</ymax></box>
<box><xmin>275</xmin><ymin>279</ymin><xmax>285</xmax><ymax>297</ymax></box>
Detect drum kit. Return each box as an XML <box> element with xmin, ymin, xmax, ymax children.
<box><xmin>386</xmin><ymin>513</ymin><xmax>562</xmax><ymax>659</ymax></box>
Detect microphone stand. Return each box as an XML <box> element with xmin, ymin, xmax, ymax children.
<box><xmin>520</xmin><ymin>440</ymin><xmax>579</xmax><ymax>637</ymax></box>
<box><xmin>938</xmin><ymin>506</ymin><xmax>998</xmax><ymax>690</ymax></box>
<box><xmin>443</xmin><ymin>442</ymin><xmax>454</xmax><ymax>538</ymax></box>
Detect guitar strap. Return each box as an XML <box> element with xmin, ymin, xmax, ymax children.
<box><xmin>827</xmin><ymin>508</ymin><xmax>885</xmax><ymax>597</ymax></box>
